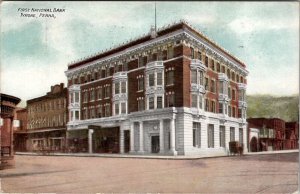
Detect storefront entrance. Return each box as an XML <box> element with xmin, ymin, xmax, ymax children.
<box><xmin>93</xmin><ymin>127</ymin><xmax>120</xmax><ymax>153</ymax></box>
<box><xmin>151</xmin><ymin>136</ymin><xmax>160</xmax><ymax>153</ymax></box>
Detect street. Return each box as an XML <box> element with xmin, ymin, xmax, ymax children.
<box><xmin>0</xmin><ymin>153</ymin><xmax>298</xmax><ymax>193</ymax></box>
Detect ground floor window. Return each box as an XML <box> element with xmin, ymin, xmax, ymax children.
<box><xmin>230</xmin><ymin>127</ymin><xmax>235</xmax><ymax>141</ymax></box>
<box><xmin>219</xmin><ymin>126</ymin><xmax>225</xmax><ymax>147</ymax></box>
<box><xmin>208</xmin><ymin>124</ymin><xmax>214</xmax><ymax>148</ymax></box>
<box><xmin>193</xmin><ymin>122</ymin><xmax>201</xmax><ymax>147</ymax></box>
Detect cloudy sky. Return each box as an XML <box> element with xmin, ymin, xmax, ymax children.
<box><xmin>1</xmin><ymin>1</ymin><xmax>299</xmax><ymax>107</ymax></box>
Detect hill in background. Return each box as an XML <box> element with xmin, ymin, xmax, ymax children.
<box><xmin>247</xmin><ymin>95</ymin><xmax>299</xmax><ymax>122</ymax></box>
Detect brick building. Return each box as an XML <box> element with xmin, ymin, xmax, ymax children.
<box><xmin>0</xmin><ymin>93</ymin><xmax>21</xmax><ymax>169</ymax></box>
<box><xmin>13</xmin><ymin>108</ymin><xmax>27</xmax><ymax>151</ymax></box>
<box><xmin>14</xmin><ymin>83</ymin><xmax>68</xmax><ymax>152</ymax></box>
<box><xmin>65</xmin><ymin>21</ymin><xmax>248</xmax><ymax>156</ymax></box>
<box><xmin>247</xmin><ymin>118</ymin><xmax>298</xmax><ymax>151</ymax></box>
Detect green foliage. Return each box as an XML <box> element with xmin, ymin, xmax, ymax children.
<box><xmin>247</xmin><ymin>95</ymin><xmax>299</xmax><ymax>122</ymax></box>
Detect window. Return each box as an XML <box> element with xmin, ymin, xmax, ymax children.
<box><xmin>157</xmin><ymin>96</ymin><xmax>163</xmax><ymax>109</ymax></box>
<box><xmin>220</xmin><ymin>126</ymin><xmax>225</xmax><ymax>147</ymax></box>
<box><xmin>139</xmin><ymin>56</ymin><xmax>147</xmax><ymax>67</ymax></box>
<box><xmin>97</xmin><ymin>105</ymin><xmax>102</xmax><ymax>118</ymax></box>
<box><xmin>149</xmin><ymin>74</ymin><xmax>155</xmax><ymax>87</ymax></box>
<box><xmin>115</xmin><ymin>103</ymin><xmax>119</xmax><ymax>115</ymax></box>
<box><xmin>205</xmin><ymin>77</ymin><xmax>209</xmax><ymax>90</ymax></box>
<box><xmin>199</xmin><ymin>71</ymin><xmax>204</xmax><ymax>85</ymax></box>
<box><xmin>190</xmin><ymin>47</ymin><xmax>195</xmax><ymax>59</ymax></box>
<box><xmin>219</xmin><ymin>102</ymin><xmax>223</xmax><ymax>114</ymax></box>
<box><xmin>230</xmin><ymin>127</ymin><xmax>235</xmax><ymax>141</ymax></box>
<box><xmin>105</xmin><ymin>85</ymin><xmax>111</xmax><ymax>98</ymax></box>
<box><xmin>217</xmin><ymin>63</ymin><xmax>220</xmax><ymax>72</ymax></box>
<box><xmin>90</xmin><ymin>90</ymin><xmax>95</xmax><ymax>101</ymax></box>
<box><xmin>90</xmin><ymin>108</ymin><xmax>95</xmax><ymax>119</ymax></box>
<box><xmin>149</xmin><ymin>97</ymin><xmax>154</xmax><ymax>109</ymax></box>
<box><xmin>83</xmin><ymin>92</ymin><xmax>88</xmax><ymax>103</ymax></box>
<box><xmin>231</xmin><ymin>72</ymin><xmax>235</xmax><ymax>81</ymax></box>
<box><xmin>197</xmin><ymin>51</ymin><xmax>202</xmax><ymax>60</ymax></box>
<box><xmin>232</xmin><ymin>106</ymin><xmax>236</xmax><ymax>117</ymax></box>
<box><xmin>238</xmin><ymin>108</ymin><xmax>242</xmax><ymax>118</ymax></box>
<box><xmin>157</xmin><ymin>72</ymin><xmax>163</xmax><ymax>85</ymax></box>
<box><xmin>232</xmin><ymin>89</ymin><xmax>236</xmax><ymax>100</ymax></box>
<box><xmin>191</xmin><ymin>70</ymin><xmax>197</xmax><ymax>84</ymax></box>
<box><xmin>137</xmin><ymin>76</ymin><xmax>144</xmax><ymax>91</ymax></box>
<box><xmin>199</xmin><ymin>95</ymin><xmax>203</xmax><ymax>109</ymax></box>
<box><xmin>83</xmin><ymin>109</ymin><xmax>88</xmax><ymax>120</ymax></box>
<box><xmin>70</xmin><ymin>93</ymin><xmax>74</xmax><ymax>103</ymax></box>
<box><xmin>211</xmin><ymin>60</ymin><xmax>215</xmax><ymax>71</ymax></box>
<box><xmin>137</xmin><ymin>98</ymin><xmax>144</xmax><ymax>111</ymax></box>
<box><xmin>167</xmin><ymin>46</ymin><xmax>173</xmax><ymax>59</ymax></box>
<box><xmin>205</xmin><ymin>99</ymin><xmax>209</xmax><ymax>111</ymax></box>
<box><xmin>75</xmin><ymin>93</ymin><xmax>79</xmax><ymax>103</ymax></box>
<box><xmin>228</xmin><ymin>105</ymin><xmax>231</xmax><ymax>117</ymax></box>
<box><xmin>166</xmin><ymin>70</ymin><xmax>174</xmax><ymax>85</ymax></box>
<box><xmin>193</xmin><ymin>122</ymin><xmax>201</xmax><ymax>147</ymax></box>
<box><xmin>228</xmin><ymin>87</ymin><xmax>231</xmax><ymax>99</ymax></box>
<box><xmin>121</xmin><ymin>102</ymin><xmax>126</xmax><ymax>114</ymax></box>
<box><xmin>105</xmin><ymin>103</ymin><xmax>110</xmax><ymax>117</ymax></box>
<box><xmin>191</xmin><ymin>94</ymin><xmax>197</xmax><ymax>108</ymax></box>
<box><xmin>239</xmin><ymin>90</ymin><xmax>245</xmax><ymax>101</ymax></box>
<box><xmin>208</xmin><ymin>124</ymin><xmax>214</xmax><ymax>148</ymax></box>
<box><xmin>115</xmin><ymin>83</ymin><xmax>120</xmax><ymax>94</ymax></box>
<box><xmin>239</xmin><ymin>128</ymin><xmax>243</xmax><ymax>144</ymax></box>
<box><xmin>205</xmin><ymin>56</ymin><xmax>208</xmax><ymax>67</ymax></box>
<box><xmin>98</xmin><ymin>87</ymin><xmax>102</xmax><ymax>99</ymax></box>
<box><xmin>121</xmin><ymin>81</ymin><xmax>126</xmax><ymax>93</ymax></box>
<box><xmin>210</xmin><ymin>80</ymin><xmax>215</xmax><ymax>93</ymax></box>
<box><xmin>227</xmin><ymin>69</ymin><xmax>230</xmax><ymax>80</ymax></box>
<box><xmin>166</xmin><ymin>92</ymin><xmax>175</xmax><ymax>107</ymax></box>
<box><xmin>211</xmin><ymin>101</ymin><xmax>216</xmax><ymax>113</ymax></box>
<box><xmin>219</xmin><ymin>81</ymin><xmax>223</xmax><ymax>94</ymax></box>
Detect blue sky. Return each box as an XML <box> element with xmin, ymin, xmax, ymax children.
<box><xmin>1</xmin><ymin>1</ymin><xmax>299</xmax><ymax>107</ymax></box>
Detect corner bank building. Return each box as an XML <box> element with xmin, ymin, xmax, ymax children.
<box><xmin>65</xmin><ymin>21</ymin><xmax>249</xmax><ymax>156</ymax></box>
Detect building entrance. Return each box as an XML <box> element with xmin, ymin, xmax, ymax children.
<box><xmin>151</xmin><ymin>136</ymin><xmax>160</xmax><ymax>153</ymax></box>
<box><xmin>124</xmin><ymin>130</ymin><xmax>130</xmax><ymax>153</ymax></box>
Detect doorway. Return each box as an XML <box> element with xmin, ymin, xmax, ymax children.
<box><xmin>151</xmin><ymin>136</ymin><xmax>160</xmax><ymax>153</ymax></box>
<box><xmin>124</xmin><ymin>130</ymin><xmax>130</xmax><ymax>153</ymax></box>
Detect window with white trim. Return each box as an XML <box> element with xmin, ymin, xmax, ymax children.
<box><xmin>230</xmin><ymin>127</ymin><xmax>235</xmax><ymax>141</ymax></box>
<box><xmin>115</xmin><ymin>83</ymin><xmax>120</xmax><ymax>94</ymax></box>
<box><xmin>208</xmin><ymin>124</ymin><xmax>214</xmax><ymax>148</ymax></box>
<box><xmin>157</xmin><ymin>96</ymin><xmax>163</xmax><ymax>109</ymax></box>
<box><xmin>115</xmin><ymin>103</ymin><xmax>119</xmax><ymax>115</ymax></box>
<box><xmin>191</xmin><ymin>94</ymin><xmax>197</xmax><ymax>108</ymax></box>
<box><xmin>149</xmin><ymin>74</ymin><xmax>155</xmax><ymax>87</ymax></box>
<box><xmin>121</xmin><ymin>102</ymin><xmax>126</xmax><ymax>114</ymax></box>
<box><xmin>166</xmin><ymin>92</ymin><xmax>175</xmax><ymax>107</ymax></box>
<box><xmin>157</xmin><ymin>72</ymin><xmax>163</xmax><ymax>85</ymax></box>
<box><xmin>193</xmin><ymin>122</ymin><xmax>201</xmax><ymax>147</ymax></box>
<box><xmin>137</xmin><ymin>76</ymin><xmax>144</xmax><ymax>91</ymax></box>
<box><xmin>166</xmin><ymin>68</ymin><xmax>174</xmax><ymax>85</ymax></box>
<box><xmin>149</xmin><ymin>96</ymin><xmax>154</xmax><ymax>109</ymax></box>
<box><xmin>220</xmin><ymin>126</ymin><xmax>225</xmax><ymax>147</ymax></box>
<box><xmin>121</xmin><ymin>81</ymin><xmax>126</xmax><ymax>93</ymax></box>
<box><xmin>191</xmin><ymin>70</ymin><xmax>197</xmax><ymax>84</ymax></box>
<box><xmin>137</xmin><ymin>97</ymin><xmax>144</xmax><ymax>111</ymax></box>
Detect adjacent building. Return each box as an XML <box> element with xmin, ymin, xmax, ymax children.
<box><xmin>0</xmin><ymin>93</ymin><xmax>21</xmax><ymax>169</ymax></box>
<box><xmin>14</xmin><ymin>83</ymin><xmax>68</xmax><ymax>152</ymax></box>
<box><xmin>13</xmin><ymin>108</ymin><xmax>28</xmax><ymax>151</ymax></box>
<box><xmin>65</xmin><ymin>20</ymin><xmax>249</xmax><ymax>156</ymax></box>
<box><xmin>247</xmin><ymin>118</ymin><xmax>299</xmax><ymax>152</ymax></box>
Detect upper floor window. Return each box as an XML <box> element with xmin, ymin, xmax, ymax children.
<box><xmin>83</xmin><ymin>92</ymin><xmax>88</xmax><ymax>103</ymax></box>
<box><xmin>211</xmin><ymin>60</ymin><xmax>215</xmax><ymax>71</ymax></box>
<box><xmin>227</xmin><ymin>69</ymin><xmax>230</xmax><ymax>80</ymax></box>
<box><xmin>98</xmin><ymin>87</ymin><xmax>102</xmax><ymax>99</ymax></box>
<box><xmin>115</xmin><ymin>103</ymin><xmax>119</xmax><ymax>115</ymax></box>
<box><xmin>157</xmin><ymin>96</ymin><xmax>163</xmax><ymax>109</ymax></box>
<box><xmin>166</xmin><ymin>69</ymin><xmax>174</xmax><ymax>85</ymax></box>
<box><xmin>104</xmin><ymin>103</ymin><xmax>111</xmax><ymax>117</ymax></box>
<box><xmin>236</xmin><ymin>74</ymin><xmax>240</xmax><ymax>83</ymax></box>
<box><xmin>167</xmin><ymin>46</ymin><xmax>173</xmax><ymax>59</ymax></box>
<box><xmin>190</xmin><ymin>47</ymin><xmax>195</xmax><ymax>59</ymax></box>
<box><xmin>149</xmin><ymin>96</ymin><xmax>154</xmax><ymax>109</ymax></box>
<box><xmin>219</xmin><ymin>102</ymin><xmax>223</xmax><ymax>114</ymax></box>
<box><xmin>232</xmin><ymin>89</ymin><xmax>236</xmax><ymax>100</ymax></box>
<box><xmin>104</xmin><ymin>85</ymin><xmax>111</xmax><ymax>98</ymax></box>
<box><xmin>221</xmin><ymin>66</ymin><xmax>225</xmax><ymax>73</ymax></box>
<box><xmin>210</xmin><ymin>80</ymin><xmax>215</xmax><ymax>93</ymax></box>
<box><xmin>97</xmin><ymin>105</ymin><xmax>103</xmax><ymax>118</ymax></box>
<box><xmin>149</xmin><ymin>74</ymin><xmax>155</xmax><ymax>87</ymax></box>
<box><xmin>205</xmin><ymin>56</ymin><xmax>208</xmax><ymax>67</ymax></box>
<box><xmin>137</xmin><ymin>76</ymin><xmax>144</xmax><ymax>91</ymax></box>
<box><xmin>210</xmin><ymin>101</ymin><xmax>216</xmax><ymax>113</ymax></box>
<box><xmin>139</xmin><ymin>56</ymin><xmax>147</xmax><ymax>67</ymax></box>
<box><xmin>197</xmin><ymin>51</ymin><xmax>202</xmax><ymax>61</ymax></box>
<box><xmin>199</xmin><ymin>71</ymin><xmax>204</xmax><ymax>86</ymax></box>
<box><xmin>157</xmin><ymin>72</ymin><xmax>163</xmax><ymax>85</ymax></box>
<box><xmin>205</xmin><ymin>99</ymin><xmax>209</xmax><ymax>111</ymax></box>
<box><xmin>191</xmin><ymin>70</ymin><xmax>197</xmax><ymax>84</ymax></box>
<box><xmin>137</xmin><ymin>97</ymin><xmax>145</xmax><ymax>111</ymax></box>
<box><xmin>231</xmin><ymin>72</ymin><xmax>235</xmax><ymax>82</ymax></box>
<box><xmin>205</xmin><ymin>77</ymin><xmax>209</xmax><ymax>90</ymax></box>
<box><xmin>121</xmin><ymin>102</ymin><xmax>126</xmax><ymax>114</ymax></box>
<box><xmin>90</xmin><ymin>90</ymin><xmax>95</xmax><ymax>101</ymax></box>
<box><xmin>217</xmin><ymin>63</ymin><xmax>220</xmax><ymax>72</ymax></box>
<box><xmin>228</xmin><ymin>87</ymin><xmax>231</xmax><ymax>99</ymax></box>
<box><xmin>121</xmin><ymin>81</ymin><xmax>126</xmax><ymax>93</ymax></box>
<box><xmin>166</xmin><ymin>92</ymin><xmax>175</xmax><ymax>107</ymax></box>
<box><xmin>75</xmin><ymin>92</ymin><xmax>79</xmax><ymax>103</ymax></box>
<box><xmin>191</xmin><ymin>94</ymin><xmax>197</xmax><ymax>108</ymax></box>
<box><xmin>228</xmin><ymin>105</ymin><xmax>232</xmax><ymax>117</ymax></box>
<box><xmin>90</xmin><ymin>108</ymin><xmax>95</xmax><ymax>119</ymax></box>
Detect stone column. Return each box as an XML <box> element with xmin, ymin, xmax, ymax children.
<box><xmin>120</xmin><ymin>127</ymin><xmax>124</xmax><ymax>154</ymax></box>
<box><xmin>169</xmin><ymin>116</ymin><xmax>177</xmax><ymax>155</ymax></box>
<box><xmin>130</xmin><ymin>122</ymin><xmax>135</xmax><ymax>153</ymax></box>
<box><xmin>159</xmin><ymin>119</ymin><xmax>164</xmax><ymax>154</ymax></box>
<box><xmin>138</xmin><ymin>121</ymin><xmax>144</xmax><ymax>153</ymax></box>
<box><xmin>88</xmin><ymin>129</ymin><xmax>94</xmax><ymax>154</ymax></box>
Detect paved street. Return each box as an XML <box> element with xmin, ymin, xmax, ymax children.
<box><xmin>0</xmin><ymin>153</ymin><xmax>298</xmax><ymax>193</ymax></box>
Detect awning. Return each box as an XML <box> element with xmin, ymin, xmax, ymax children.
<box><xmin>14</xmin><ymin>128</ymin><xmax>66</xmax><ymax>134</ymax></box>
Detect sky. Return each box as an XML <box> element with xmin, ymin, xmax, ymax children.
<box><xmin>1</xmin><ymin>1</ymin><xmax>299</xmax><ymax>107</ymax></box>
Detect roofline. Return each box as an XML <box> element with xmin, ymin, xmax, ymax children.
<box><xmin>0</xmin><ymin>93</ymin><xmax>21</xmax><ymax>104</ymax></box>
<box><xmin>67</xmin><ymin>20</ymin><xmax>247</xmax><ymax>70</ymax></box>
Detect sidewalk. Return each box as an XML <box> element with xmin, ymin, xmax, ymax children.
<box><xmin>15</xmin><ymin>149</ymin><xmax>299</xmax><ymax>160</ymax></box>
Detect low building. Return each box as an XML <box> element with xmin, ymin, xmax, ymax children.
<box><xmin>247</xmin><ymin>118</ymin><xmax>298</xmax><ymax>152</ymax></box>
<box><xmin>0</xmin><ymin>93</ymin><xmax>21</xmax><ymax>169</ymax></box>
<box><xmin>13</xmin><ymin>108</ymin><xmax>28</xmax><ymax>152</ymax></box>
<box><xmin>14</xmin><ymin>83</ymin><xmax>68</xmax><ymax>152</ymax></box>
